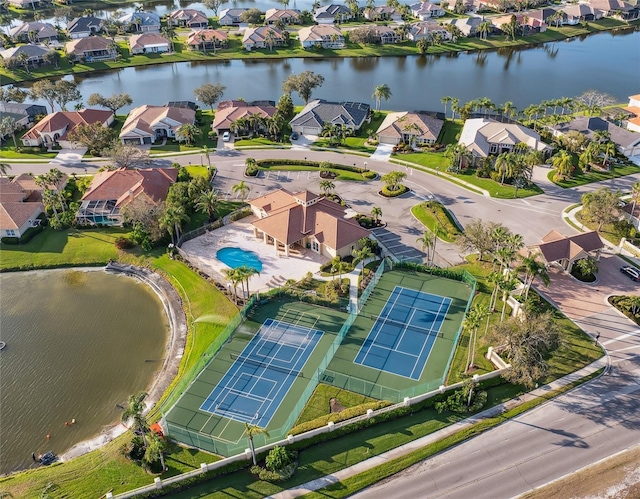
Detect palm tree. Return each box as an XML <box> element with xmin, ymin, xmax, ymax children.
<box><xmin>630</xmin><ymin>182</ymin><xmax>640</xmax><ymax>217</ymax></box>
<box><xmin>160</xmin><ymin>205</ymin><xmax>190</xmax><ymax>244</ymax></box>
<box><xmin>0</xmin><ymin>116</ymin><xmax>20</xmax><ymax>152</ymax></box>
<box><xmin>478</xmin><ymin>21</ymin><xmax>492</xmax><ymax>40</ymax></box>
<box><xmin>550</xmin><ymin>149</ymin><xmax>575</xmax><ymax>179</ymax></box>
<box><xmin>319</xmin><ymin>179</ymin><xmax>335</xmax><ymax>195</ymax></box>
<box><xmin>463</xmin><ymin>304</ymin><xmax>489</xmax><ymax>373</ymax></box>
<box><xmin>601</xmin><ymin>141</ymin><xmax>617</xmax><ymax>167</ymax></box>
<box><xmin>121</xmin><ymin>391</ymin><xmax>148</xmax><ymax>436</ymax></box>
<box><xmin>372</xmin><ymin>84</ymin><xmax>392</xmax><ymax>112</ymax></box>
<box><xmin>225</xmin><ymin>268</ymin><xmax>241</xmax><ymax>304</ymax></box>
<box><xmin>177</xmin><ymin>123</ymin><xmax>202</xmax><ymax>145</ymax></box>
<box><xmin>236</xmin><ymin>265</ymin><xmax>259</xmax><ymax>298</ymax></box>
<box><xmin>144</xmin><ymin>431</ymin><xmax>168</xmax><ymax>471</ymax></box>
<box><xmin>352</xmin><ymin>246</ymin><xmax>373</xmax><ymax>276</ymax></box>
<box><xmin>0</xmin><ymin>163</ymin><xmax>11</xmax><ymax>177</ymax></box>
<box><xmin>245</xmin><ymin>423</ymin><xmax>269</xmax><ymax>465</ymax></box>
<box><xmin>440</xmin><ymin>96</ymin><xmax>452</xmax><ymax>119</ymax></box>
<box><xmin>494</xmin><ymin>152</ymin><xmax>516</xmax><ymax>184</ymax></box>
<box><xmin>517</xmin><ymin>255</ymin><xmax>549</xmax><ymax>299</ymax></box>
<box><xmin>232</xmin><ymin>180</ymin><xmax>251</xmax><ymax>200</ymax></box>
<box><xmin>371</xmin><ymin>206</ymin><xmax>382</xmax><ymax>222</ymax></box>
<box><xmin>195</xmin><ymin>189</ymin><xmax>219</xmax><ymax>222</ymax></box>
<box><xmin>416</xmin><ymin>230</ymin><xmax>436</xmax><ymax>266</ymax></box>
<box><xmin>498</xmin><ymin>271</ymin><xmax>519</xmax><ymax>322</ymax></box>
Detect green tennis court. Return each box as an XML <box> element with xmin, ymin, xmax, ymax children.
<box><xmin>164</xmin><ymin>299</ymin><xmax>348</xmax><ymax>456</ymax></box>
<box><xmin>323</xmin><ymin>269</ymin><xmax>473</xmax><ymax>400</ymax></box>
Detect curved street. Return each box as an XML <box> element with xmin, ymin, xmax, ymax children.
<box><xmin>7</xmin><ymin>146</ymin><xmax>640</xmax><ymax>497</ymax></box>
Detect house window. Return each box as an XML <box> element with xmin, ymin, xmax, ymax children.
<box><xmin>312</xmin><ymin>241</ymin><xmax>319</xmax><ymax>252</ymax></box>
<box><xmin>6</xmin><ymin>230</ymin><xmax>16</xmax><ymax>237</ymax></box>
<box><xmin>489</xmin><ymin>144</ymin><xmax>498</xmax><ymax>154</ymax></box>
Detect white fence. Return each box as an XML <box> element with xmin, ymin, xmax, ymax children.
<box><xmin>110</xmin><ymin>364</ymin><xmax>508</xmax><ymax>498</ymax></box>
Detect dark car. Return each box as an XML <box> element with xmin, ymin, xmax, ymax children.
<box><xmin>290</xmin><ymin>132</ymin><xmax>299</xmax><ymax>140</ymax></box>
<box><xmin>620</xmin><ymin>266</ymin><xmax>640</xmax><ymax>281</ymax></box>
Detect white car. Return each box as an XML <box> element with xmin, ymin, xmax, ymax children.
<box><xmin>222</xmin><ymin>131</ymin><xmax>231</xmax><ymax>142</ymax></box>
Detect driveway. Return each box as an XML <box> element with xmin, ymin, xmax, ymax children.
<box><xmin>50</xmin><ymin>148</ymin><xmax>88</xmax><ymax>165</ymax></box>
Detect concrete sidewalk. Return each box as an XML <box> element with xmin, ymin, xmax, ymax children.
<box><xmin>267</xmin><ymin>357</ymin><xmax>608</xmax><ymax>499</ymax></box>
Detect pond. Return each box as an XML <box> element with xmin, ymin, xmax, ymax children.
<box><xmin>0</xmin><ymin>269</ymin><xmax>169</xmax><ymax>475</ymax></box>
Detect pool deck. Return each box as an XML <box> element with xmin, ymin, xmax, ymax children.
<box><xmin>180</xmin><ymin>216</ymin><xmax>329</xmax><ymax>293</ymax></box>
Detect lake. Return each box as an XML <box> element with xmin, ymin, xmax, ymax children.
<box><xmin>0</xmin><ymin>269</ymin><xmax>168</xmax><ymax>475</ymax></box>
<box><xmin>26</xmin><ymin>27</ymin><xmax>639</xmax><ymax>114</ymax></box>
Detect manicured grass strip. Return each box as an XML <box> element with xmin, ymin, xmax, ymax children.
<box><xmin>411</xmin><ymin>201</ymin><xmax>462</xmax><ymax>243</ymax></box>
<box><xmin>548</xmin><ymin>163</ymin><xmax>640</xmax><ymax>188</ymax></box>
<box><xmin>296</xmin><ymin>384</ymin><xmax>380</xmax><ymax>425</ymax></box>
<box><xmin>257</xmin><ymin>164</ymin><xmax>371</xmax><ymax>181</ymax></box>
<box><xmin>0</xmin><ymin>227</ymin><xmax>127</xmax><ymax>271</ymax></box>
<box><xmin>301</xmin><ymin>369</ymin><xmax>605</xmax><ymax>499</ymax></box>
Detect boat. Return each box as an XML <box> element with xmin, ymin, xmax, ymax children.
<box><xmin>38</xmin><ymin>451</ymin><xmax>57</xmax><ymax>465</ymax></box>
<box><xmin>0</xmin><ymin>341</ymin><xmax>5</xmax><ymax>351</ymax></box>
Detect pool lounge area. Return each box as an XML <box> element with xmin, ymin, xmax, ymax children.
<box><xmin>180</xmin><ymin>215</ymin><xmax>328</xmax><ymax>293</ymax></box>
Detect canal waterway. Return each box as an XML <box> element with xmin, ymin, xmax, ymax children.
<box><xmin>0</xmin><ymin>269</ymin><xmax>168</xmax><ymax>475</ymax></box>
<box><xmin>25</xmin><ymin>28</ymin><xmax>639</xmax><ymax>113</ymax></box>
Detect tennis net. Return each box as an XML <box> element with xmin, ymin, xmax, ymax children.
<box><xmin>230</xmin><ymin>354</ymin><xmax>302</xmax><ymax>377</ymax></box>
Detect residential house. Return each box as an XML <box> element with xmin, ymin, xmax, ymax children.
<box><xmin>363</xmin><ymin>6</ymin><xmax>403</xmax><ymax>22</ymax></box>
<box><xmin>6</xmin><ymin>0</ymin><xmax>40</xmax><ymax>8</ymax></box>
<box><xmin>248</xmin><ymin>189</ymin><xmax>371</xmax><ymax>258</ymax></box>
<box><xmin>242</xmin><ymin>26</ymin><xmax>285</xmax><ymax>51</ymax></box>
<box><xmin>10</xmin><ymin>22</ymin><xmax>58</xmax><ymax>43</ymax></box>
<box><xmin>588</xmin><ymin>0</ymin><xmax>638</xmax><ymax>19</ymax></box>
<box><xmin>551</xmin><ymin>116</ymin><xmax>640</xmax><ymax>163</ymax></box>
<box><xmin>358</xmin><ymin>25</ymin><xmax>400</xmax><ymax>44</ymax></box>
<box><xmin>264</xmin><ymin>8</ymin><xmax>301</xmax><ymax>24</ymax></box>
<box><xmin>166</xmin><ymin>9</ymin><xmax>209</xmax><ymax>29</ymax></box>
<box><xmin>21</xmin><ymin>109</ymin><xmax>114</xmax><ymax>148</ymax></box>
<box><xmin>76</xmin><ymin>168</ymin><xmax>178</xmax><ymax>226</ymax></box>
<box><xmin>624</xmin><ymin>94</ymin><xmax>640</xmax><ymax>133</ymax></box>
<box><xmin>407</xmin><ymin>21</ymin><xmax>451</xmax><ymax>41</ymax></box>
<box><xmin>0</xmin><ymin>177</ymin><xmax>44</xmax><ymax>240</ymax></box>
<box><xmin>218</xmin><ymin>8</ymin><xmax>248</xmax><ymax>26</ymax></box>
<box><xmin>0</xmin><ymin>45</ymin><xmax>55</xmax><ymax>70</ymax></box>
<box><xmin>118</xmin><ymin>12</ymin><xmax>161</xmax><ymax>33</ymax></box>
<box><xmin>119</xmin><ymin>105</ymin><xmax>196</xmax><ymax>145</ymax></box>
<box><xmin>0</xmin><ymin>102</ymin><xmax>47</xmax><ymax>126</ymax></box>
<box><xmin>410</xmin><ymin>2</ymin><xmax>446</xmax><ymax>19</ymax></box>
<box><xmin>66</xmin><ymin>36</ymin><xmax>118</xmax><ymax>63</ymax></box>
<box><xmin>185</xmin><ymin>29</ymin><xmax>228</xmax><ymax>51</ymax></box>
<box><xmin>211</xmin><ymin>100</ymin><xmax>277</xmax><ymax>136</ymax></box>
<box><xmin>492</xmin><ymin>14</ymin><xmax>547</xmax><ymax>33</ymax></box>
<box><xmin>376</xmin><ymin>112</ymin><xmax>444</xmax><ymax>146</ymax></box>
<box><xmin>622</xmin><ymin>202</ymin><xmax>640</xmax><ymax>230</ymax></box>
<box><xmin>561</xmin><ymin>4</ymin><xmax>605</xmax><ymax>24</ymax></box>
<box><xmin>448</xmin><ymin>17</ymin><xmax>483</xmax><ymax>37</ymax></box>
<box><xmin>526</xmin><ymin>8</ymin><xmax>558</xmax><ymax>25</ymax></box>
<box><xmin>66</xmin><ymin>16</ymin><xmax>105</xmax><ymax>39</ymax></box>
<box><xmin>290</xmin><ymin>100</ymin><xmax>371</xmax><ymax>136</ymax></box>
<box><xmin>458</xmin><ymin>118</ymin><xmax>552</xmax><ymax>160</ymax></box>
<box><xmin>298</xmin><ymin>25</ymin><xmax>345</xmax><ymax>49</ymax></box>
<box><xmin>129</xmin><ymin>33</ymin><xmax>170</xmax><ymax>55</ymax></box>
<box><xmin>528</xmin><ymin>230</ymin><xmax>604</xmax><ymax>273</ymax></box>
<box><xmin>313</xmin><ymin>5</ymin><xmax>353</xmax><ymax>24</ymax></box>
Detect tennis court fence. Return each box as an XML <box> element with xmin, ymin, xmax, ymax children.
<box><xmin>161</xmin><ymin>260</ymin><xmax>388</xmax><ymax>456</ymax></box>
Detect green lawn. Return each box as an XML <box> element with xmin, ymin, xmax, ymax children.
<box><xmin>235</xmin><ymin>137</ymin><xmax>288</xmax><ymax>147</ymax></box>
<box><xmin>411</xmin><ymin>201</ymin><xmax>462</xmax><ymax>242</ymax></box>
<box><xmin>0</xmin><ymin>227</ymin><xmax>128</xmax><ymax>271</ymax></box>
<box><xmin>548</xmin><ymin>163</ymin><xmax>640</xmax><ymax>188</ymax></box>
<box><xmin>295</xmin><ymin>384</ymin><xmax>379</xmax><ymax>425</ymax></box>
<box><xmin>257</xmin><ymin>164</ymin><xmax>373</xmax><ymax>181</ymax></box>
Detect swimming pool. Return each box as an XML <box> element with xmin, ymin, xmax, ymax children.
<box><xmin>216</xmin><ymin>247</ymin><xmax>263</xmax><ymax>272</ymax></box>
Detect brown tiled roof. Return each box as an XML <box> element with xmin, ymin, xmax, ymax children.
<box><xmin>186</xmin><ymin>29</ymin><xmax>227</xmax><ymax>45</ymax></box>
<box><xmin>376</xmin><ymin>112</ymin><xmax>444</xmax><ymax>141</ymax></box>
<box><xmin>129</xmin><ymin>32</ymin><xmax>169</xmax><ymax>51</ymax></box>
<box><xmin>0</xmin><ymin>177</ymin><xmax>27</xmax><ymax>203</ymax></box>
<box><xmin>120</xmin><ymin>105</ymin><xmax>196</xmax><ymax>138</ymax></box>
<box><xmin>81</xmin><ymin>167</ymin><xmax>177</xmax><ymax>207</ymax></box>
<box><xmin>22</xmin><ymin>109</ymin><xmax>113</xmax><ymax>141</ymax></box>
<box><xmin>0</xmin><ymin>201</ymin><xmax>43</xmax><ymax>230</ymax></box>
<box><xmin>66</xmin><ymin>36</ymin><xmax>112</xmax><ymax>55</ymax></box>
<box><xmin>212</xmin><ymin>100</ymin><xmax>277</xmax><ymax>131</ymax></box>
<box><xmin>535</xmin><ymin>230</ymin><xmax>604</xmax><ymax>263</ymax></box>
<box><xmin>250</xmin><ymin>189</ymin><xmax>370</xmax><ymax>251</ymax></box>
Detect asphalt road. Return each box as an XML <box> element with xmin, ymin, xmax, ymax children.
<box><xmin>9</xmin><ymin>147</ymin><xmax>640</xmax><ymax>498</ymax></box>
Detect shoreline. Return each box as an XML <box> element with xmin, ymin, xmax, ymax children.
<box><xmin>1</xmin><ymin>20</ymin><xmax>637</xmax><ymax>86</ymax></box>
<box><xmin>0</xmin><ymin>265</ymin><xmax>188</xmax><ymax>470</ymax></box>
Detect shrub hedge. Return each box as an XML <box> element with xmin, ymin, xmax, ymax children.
<box><xmin>256</xmin><ymin>158</ymin><xmax>372</xmax><ymax>176</ymax></box>
<box><xmin>381</xmin><ymin>185</ymin><xmax>409</xmax><ymax>197</ymax></box>
<box><xmin>1</xmin><ymin>223</ymin><xmax>44</xmax><ymax>245</ymax></box>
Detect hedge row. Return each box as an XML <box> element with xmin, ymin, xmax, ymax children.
<box><xmin>381</xmin><ymin>185</ymin><xmax>409</xmax><ymax>197</ymax></box>
<box><xmin>256</xmin><ymin>159</ymin><xmax>370</xmax><ymax>175</ymax></box>
<box><xmin>289</xmin><ymin>400</ymin><xmax>392</xmax><ymax>435</ymax></box>
<box><xmin>1</xmin><ymin>224</ymin><xmax>45</xmax><ymax>245</ymax></box>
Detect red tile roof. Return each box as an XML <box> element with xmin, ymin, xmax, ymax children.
<box><xmin>22</xmin><ymin>109</ymin><xmax>113</xmax><ymax>141</ymax></box>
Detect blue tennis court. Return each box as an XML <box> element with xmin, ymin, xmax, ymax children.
<box><xmin>200</xmin><ymin>318</ymin><xmax>323</xmax><ymax>428</ymax></box>
<box><xmin>354</xmin><ymin>286</ymin><xmax>451</xmax><ymax>380</ymax></box>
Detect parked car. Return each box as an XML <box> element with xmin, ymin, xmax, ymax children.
<box><xmin>620</xmin><ymin>266</ymin><xmax>640</xmax><ymax>282</ymax></box>
<box><xmin>290</xmin><ymin>132</ymin><xmax>299</xmax><ymax>140</ymax></box>
<box><xmin>222</xmin><ymin>131</ymin><xmax>231</xmax><ymax>142</ymax></box>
